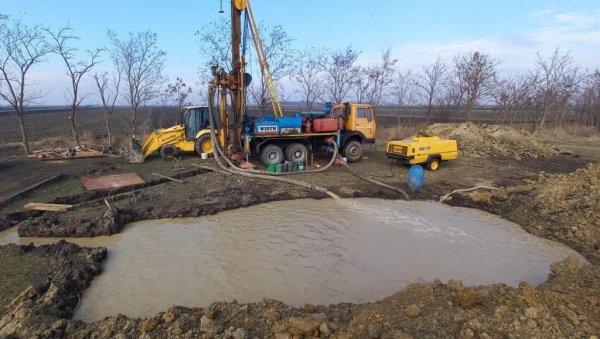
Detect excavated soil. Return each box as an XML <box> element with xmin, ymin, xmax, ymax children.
<box><xmin>0</xmin><ymin>248</ymin><xmax>597</xmax><ymax>338</ymax></box>
<box><xmin>64</xmin><ymin>256</ymin><xmax>599</xmax><ymax>339</ymax></box>
<box><xmin>423</xmin><ymin>123</ymin><xmax>557</xmax><ymax>159</ymax></box>
<box><xmin>447</xmin><ymin>164</ymin><xmax>600</xmax><ymax>265</ymax></box>
<box><xmin>0</xmin><ymin>241</ymin><xmax>106</xmax><ymax>338</ymax></box>
<box><xmin>0</xmin><ymin>124</ymin><xmax>598</xmax><ymax>338</ymax></box>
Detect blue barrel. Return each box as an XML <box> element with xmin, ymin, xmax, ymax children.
<box><xmin>407</xmin><ymin>165</ymin><xmax>424</xmax><ymax>192</ymax></box>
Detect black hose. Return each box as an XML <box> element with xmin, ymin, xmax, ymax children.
<box><xmin>338</xmin><ymin>155</ymin><xmax>410</xmax><ymax>200</ymax></box>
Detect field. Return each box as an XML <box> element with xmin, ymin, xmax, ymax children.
<box><xmin>0</xmin><ymin>105</ymin><xmax>552</xmax><ymax>146</ymax></box>
<box><xmin>0</xmin><ymin>109</ymin><xmax>599</xmax><ymax>338</ymax></box>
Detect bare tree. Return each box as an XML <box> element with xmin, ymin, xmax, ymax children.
<box><xmin>196</xmin><ymin>18</ymin><xmax>231</xmax><ymax>74</ymax></box>
<box><xmin>0</xmin><ymin>17</ymin><xmax>51</xmax><ymax>154</ymax></box>
<box><xmin>94</xmin><ymin>68</ymin><xmax>121</xmax><ymax>147</ymax></box>
<box><xmin>323</xmin><ymin>46</ymin><xmax>360</xmax><ymax>103</ymax></box>
<box><xmin>494</xmin><ymin>72</ymin><xmax>538</xmax><ymax>125</ymax></box>
<box><xmin>415</xmin><ymin>57</ymin><xmax>447</xmax><ymax>122</ymax></box>
<box><xmin>47</xmin><ymin>26</ymin><xmax>102</xmax><ymax>146</ymax></box>
<box><xmin>167</xmin><ymin>77</ymin><xmax>192</xmax><ymax>114</ymax></box>
<box><xmin>389</xmin><ymin>70</ymin><xmax>415</xmax><ymax>106</ymax></box>
<box><xmin>247</xmin><ymin>24</ymin><xmax>295</xmax><ymax>113</ymax></box>
<box><xmin>362</xmin><ymin>47</ymin><xmax>397</xmax><ymax>106</ymax></box>
<box><xmin>293</xmin><ymin>46</ymin><xmax>325</xmax><ymax>110</ymax></box>
<box><xmin>575</xmin><ymin>69</ymin><xmax>600</xmax><ymax>130</ymax></box>
<box><xmin>533</xmin><ymin>48</ymin><xmax>583</xmax><ymax>130</ymax></box>
<box><xmin>351</xmin><ymin>66</ymin><xmax>371</xmax><ymax>103</ymax></box>
<box><xmin>108</xmin><ymin>30</ymin><xmax>166</xmax><ymax>136</ymax></box>
<box><xmin>451</xmin><ymin>51</ymin><xmax>499</xmax><ymax>121</ymax></box>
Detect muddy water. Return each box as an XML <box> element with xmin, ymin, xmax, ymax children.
<box><xmin>0</xmin><ymin>199</ymin><xmax>583</xmax><ymax>322</ymax></box>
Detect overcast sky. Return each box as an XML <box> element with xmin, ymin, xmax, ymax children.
<box><xmin>2</xmin><ymin>0</ymin><xmax>599</xmax><ymax>105</ymax></box>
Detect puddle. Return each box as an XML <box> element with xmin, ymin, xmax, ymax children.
<box><xmin>0</xmin><ymin>198</ymin><xmax>584</xmax><ymax>322</ymax></box>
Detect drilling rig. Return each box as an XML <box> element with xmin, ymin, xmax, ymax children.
<box><xmin>139</xmin><ymin>0</ymin><xmax>377</xmax><ymax>166</ymax></box>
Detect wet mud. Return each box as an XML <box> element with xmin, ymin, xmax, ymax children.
<box><xmin>0</xmin><ymin>129</ymin><xmax>598</xmax><ymax>338</ymax></box>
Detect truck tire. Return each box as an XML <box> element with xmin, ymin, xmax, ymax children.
<box><xmin>285</xmin><ymin>143</ymin><xmax>308</xmax><ymax>164</ymax></box>
<box><xmin>343</xmin><ymin>140</ymin><xmax>363</xmax><ymax>162</ymax></box>
<box><xmin>195</xmin><ymin>135</ymin><xmax>213</xmax><ymax>156</ymax></box>
<box><xmin>426</xmin><ymin>157</ymin><xmax>441</xmax><ymax>171</ymax></box>
<box><xmin>160</xmin><ymin>144</ymin><xmax>178</xmax><ymax>160</ymax></box>
<box><xmin>260</xmin><ymin>144</ymin><xmax>284</xmax><ymax>166</ymax></box>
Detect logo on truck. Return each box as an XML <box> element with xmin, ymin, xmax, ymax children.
<box><xmin>258</xmin><ymin>125</ymin><xmax>278</xmax><ymax>134</ymax></box>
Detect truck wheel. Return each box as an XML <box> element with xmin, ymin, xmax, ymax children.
<box><xmin>343</xmin><ymin>140</ymin><xmax>363</xmax><ymax>162</ymax></box>
<box><xmin>426</xmin><ymin>157</ymin><xmax>440</xmax><ymax>171</ymax></box>
<box><xmin>195</xmin><ymin>135</ymin><xmax>213</xmax><ymax>156</ymax></box>
<box><xmin>160</xmin><ymin>144</ymin><xmax>178</xmax><ymax>160</ymax></box>
<box><xmin>260</xmin><ymin>144</ymin><xmax>284</xmax><ymax>166</ymax></box>
<box><xmin>285</xmin><ymin>143</ymin><xmax>308</xmax><ymax>164</ymax></box>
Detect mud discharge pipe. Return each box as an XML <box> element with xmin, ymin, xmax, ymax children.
<box><xmin>207</xmin><ymin>87</ymin><xmax>340</xmax><ymax>200</ymax></box>
<box><xmin>337</xmin><ymin>155</ymin><xmax>410</xmax><ymax>200</ymax></box>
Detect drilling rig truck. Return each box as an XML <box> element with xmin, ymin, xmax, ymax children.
<box><xmin>137</xmin><ymin>0</ymin><xmax>376</xmax><ymax>166</ymax></box>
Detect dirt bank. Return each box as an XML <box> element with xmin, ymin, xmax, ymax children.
<box><xmin>0</xmin><ymin>250</ymin><xmax>596</xmax><ymax>338</ymax></box>
<box><xmin>423</xmin><ymin>123</ymin><xmax>557</xmax><ymax>159</ymax></box>
<box><xmin>0</xmin><ymin>241</ymin><xmax>106</xmax><ymax>338</ymax></box>
<box><xmin>447</xmin><ymin>163</ymin><xmax>600</xmax><ymax>265</ymax></box>
<box><xmin>67</xmin><ymin>256</ymin><xmax>597</xmax><ymax>338</ymax></box>
<box><xmin>10</xmin><ymin>152</ymin><xmax>589</xmax><ymax>239</ymax></box>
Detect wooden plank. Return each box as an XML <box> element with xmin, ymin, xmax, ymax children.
<box><xmin>152</xmin><ymin>173</ymin><xmax>185</xmax><ymax>183</ymax></box>
<box><xmin>24</xmin><ymin>203</ymin><xmax>73</xmax><ymax>212</ymax></box>
<box><xmin>41</xmin><ymin>154</ymin><xmax>107</xmax><ymax>161</ymax></box>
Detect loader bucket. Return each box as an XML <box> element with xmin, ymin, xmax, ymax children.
<box><xmin>127</xmin><ymin>138</ymin><xmax>145</xmax><ymax>163</ymax></box>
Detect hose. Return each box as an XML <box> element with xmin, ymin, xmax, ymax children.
<box><xmin>338</xmin><ymin>155</ymin><xmax>410</xmax><ymax>200</ymax></box>
<box><xmin>207</xmin><ymin>108</ymin><xmax>339</xmax><ymax>176</ymax></box>
<box><xmin>206</xmin><ymin>86</ymin><xmax>340</xmax><ymax>200</ymax></box>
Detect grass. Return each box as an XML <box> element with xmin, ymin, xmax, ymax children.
<box><xmin>0</xmin><ymin>246</ymin><xmax>50</xmax><ymax>317</ymax></box>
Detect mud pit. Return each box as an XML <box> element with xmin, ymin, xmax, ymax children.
<box><xmin>78</xmin><ymin>199</ymin><xmax>585</xmax><ymax>323</ymax></box>
<box><xmin>2</xmin><ymin>199</ymin><xmax>583</xmax><ymax>322</ymax></box>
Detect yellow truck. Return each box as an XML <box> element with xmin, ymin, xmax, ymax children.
<box><xmin>386</xmin><ymin>135</ymin><xmax>457</xmax><ymax>171</ymax></box>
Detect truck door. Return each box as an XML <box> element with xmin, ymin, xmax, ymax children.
<box><xmin>353</xmin><ymin>106</ymin><xmax>376</xmax><ymax>140</ymax></box>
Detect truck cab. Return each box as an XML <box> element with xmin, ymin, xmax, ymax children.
<box><xmin>333</xmin><ymin>103</ymin><xmax>377</xmax><ymax>162</ymax></box>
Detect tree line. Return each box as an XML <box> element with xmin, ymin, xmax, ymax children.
<box><xmin>196</xmin><ymin>18</ymin><xmax>600</xmax><ymax>133</ymax></box>
<box><xmin>0</xmin><ymin>16</ymin><xmax>179</xmax><ymax>155</ymax></box>
<box><xmin>1</xmin><ymin>15</ymin><xmax>599</xmax><ymax>155</ymax></box>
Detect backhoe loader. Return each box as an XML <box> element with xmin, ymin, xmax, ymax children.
<box><xmin>138</xmin><ymin>106</ymin><xmax>214</xmax><ymax>159</ymax></box>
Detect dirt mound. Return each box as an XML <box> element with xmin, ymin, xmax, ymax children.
<box><xmin>449</xmin><ymin>163</ymin><xmax>600</xmax><ymax>264</ymax></box>
<box><xmin>423</xmin><ymin>123</ymin><xmax>556</xmax><ymax>159</ymax></box>
<box><xmin>0</xmin><ymin>241</ymin><xmax>106</xmax><ymax>338</ymax></box>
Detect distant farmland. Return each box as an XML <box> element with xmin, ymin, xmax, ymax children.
<box><xmin>0</xmin><ymin>105</ymin><xmax>568</xmax><ymax>144</ymax></box>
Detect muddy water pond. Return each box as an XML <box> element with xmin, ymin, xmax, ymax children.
<box><xmin>0</xmin><ymin>198</ymin><xmax>583</xmax><ymax>322</ymax></box>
